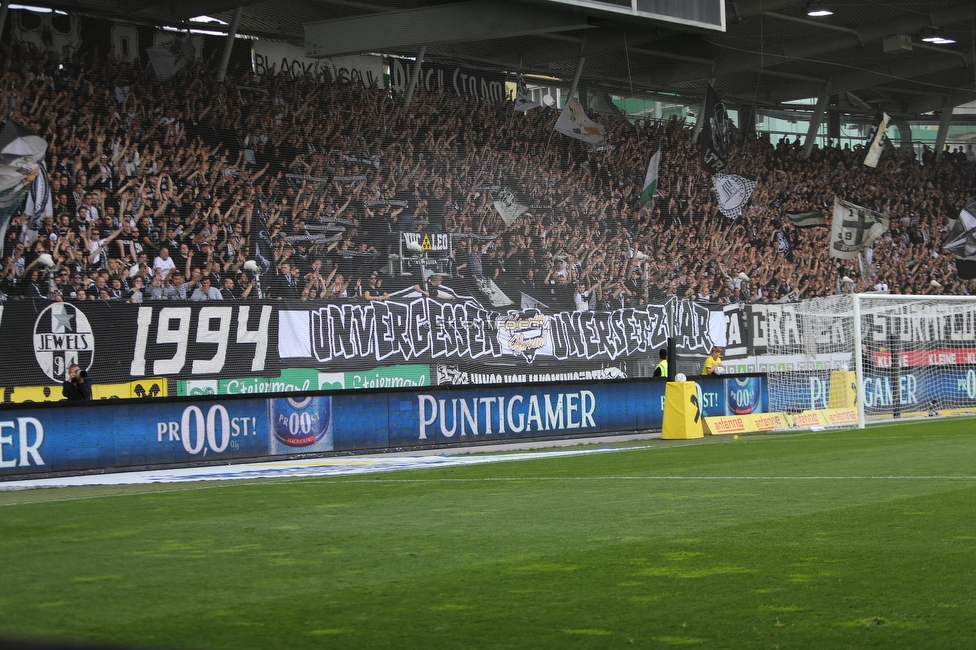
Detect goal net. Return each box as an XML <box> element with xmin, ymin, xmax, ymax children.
<box><xmin>765</xmin><ymin>294</ymin><xmax>976</xmax><ymax>427</ymax></box>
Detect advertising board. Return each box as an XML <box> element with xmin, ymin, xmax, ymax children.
<box><xmin>2</xmin><ymin>375</ymin><xmax>761</xmax><ymax>479</ymax></box>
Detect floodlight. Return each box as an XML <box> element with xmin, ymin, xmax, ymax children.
<box><xmin>806</xmin><ymin>2</ymin><xmax>833</xmax><ymax>17</ymax></box>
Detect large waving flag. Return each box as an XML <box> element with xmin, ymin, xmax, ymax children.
<box><xmin>713</xmin><ymin>173</ymin><xmax>756</xmax><ymax>220</ymax></box>
<box><xmin>944</xmin><ymin>199</ymin><xmax>976</xmax><ymax>279</ymax></box>
<box><xmin>699</xmin><ymin>84</ymin><xmax>734</xmax><ymax>173</ymax></box>
<box><xmin>147</xmin><ymin>35</ymin><xmax>196</xmax><ymax>82</ymax></box>
<box><xmin>863</xmin><ymin>112</ymin><xmax>890</xmax><ymax>168</ymax></box>
<box><xmin>829</xmin><ymin>198</ymin><xmax>889</xmax><ymax>260</ymax></box>
<box><xmin>554</xmin><ymin>98</ymin><xmax>605</xmax><ymax>145</ymax></box>
<box><xmin>493</xmin><ymin>188</ymin><xmax>529</xmax><ymax>227</ymax></box>
<box><xmin>640</xmin><ymin>146</ymin><xmax>661</xmax><ymax>207</ymax></box>
<box><xmin>0</xmin><ymin>120</ymin><xmax>48</xmax><ymax>242</ymax></box>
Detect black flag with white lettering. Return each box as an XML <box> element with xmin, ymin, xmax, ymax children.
<box><xmin>699</xmin><ymin>84</ymin><xmax>735</xmax><ymax>174</ymax></box>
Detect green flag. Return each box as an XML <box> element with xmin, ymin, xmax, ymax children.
<box><xmin>640</xmin><ymin>147</ymin><xmax>661</xmax><ymax>206</ymax></box>
<box><xmin>788</xmin><ymin>211</ymin><xmax>826</xmax><ymax>227</ymax></box>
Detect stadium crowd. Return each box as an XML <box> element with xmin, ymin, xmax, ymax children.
<box><xmin>2</xmin><ymin>36</ymin><xmax>975</xmax><ymax>308</ymax></box>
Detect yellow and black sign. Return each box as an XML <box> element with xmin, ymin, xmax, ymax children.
<box><xmin>661</xmin><ymin>381</ymin><xmax>704</xmax><ymax>440</ymax></box>
<box><xmin>2</xmin><ymin>378</ymin><xmax>168</xmax><ymax>404</ymax></box>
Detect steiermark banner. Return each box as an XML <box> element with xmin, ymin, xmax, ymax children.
<box><xmin>178</xmin><ymin>365</ymin><xmax>431</xmax><ymax>396</ymax></box>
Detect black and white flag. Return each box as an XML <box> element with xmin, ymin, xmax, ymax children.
<box><xmin>699</xmin><ymin>84</ymin><xmax>735</xmax><ymax>174</ymax></box>
<box><xmin>863</xmin><ymin>112</ymin><xmax>890</xmax><ymax>168</ymax></box>
<box><xmin>147</xmin><ymin>36</ymin><xmax>196</xmax><ymax>82</ymax></box>
<box><xmin>493</xmin><ymin>188</ymin><xmax>529</xmax><ymax>227</ymax></box>
<box><xmin>712</xmin><ymin>174</ymin><xmax>756</xmax><ymax>220</ymax></box>
<box><xmin>0</xmin><ymin>120</ymin><xmax>49</xmax><ymax>243</ymax></box>
<box><xmin>554</xmin><ymin>98</ymin><xmax>605</xmax><ymax>145</ymax></box>
<box><xmin>514</xmin><ymin>73</ymin><xmax>540</xmax><ymax>113</ymax></box>
<box><xmin>829</xmin><ymin>198</ymin><xmax>889</xmax><ymax>260</ymax></box>
<box><xmin>944</xmin><ymin>199</ymin><xmax>976</xmax><ymax>279</ymax></box>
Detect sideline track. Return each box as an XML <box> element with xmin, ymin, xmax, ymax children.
<box><xmin>0</xmin><ymin>433</ymin><xmax>660</xmax><ymax>490</ymax></box>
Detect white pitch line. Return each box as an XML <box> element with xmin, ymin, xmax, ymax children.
<box><xmin>0</xmin><ymin>447</ymin><xmax>622</xmax><ymax>490</ymax></box>
<box><xmin>336</xmin><ymin>475</ymin><xmax>976</xmax><ymax>482</ymax></box>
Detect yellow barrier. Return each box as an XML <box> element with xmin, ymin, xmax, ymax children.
<box><xmin>661</xmin><ymin>381</ymin><xmax>704</xmax><ymax>440</ymax></box>
<box><xmin>827</xmin><ymin>370</ymin><xmax>857</xmax><ymax>409</ymax></box>
<box><xmin>2</xmin><ymin>378</ymin><xmax>168</xmax><ymax>403</ymax></box>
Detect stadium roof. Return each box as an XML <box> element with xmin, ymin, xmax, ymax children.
<box><xmin>30</xmin><ymin>0</ymin><xmax>976</xmax><ymax>118</ymax></box>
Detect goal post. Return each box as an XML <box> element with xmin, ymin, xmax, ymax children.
<box><xmin>764</xmin><ymin>293</ymin><xmax>976</xmax><ymax>429</ymax></box>
<box><xmin>851</xmin><ymin>293</ymin><xmax>976</xmax><ymax>428</ymax></box>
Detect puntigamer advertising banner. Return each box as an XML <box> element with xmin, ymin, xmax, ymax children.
<box><xmin>0</xmin><ymin>376</ymin><xmax>766</xmax><ymax>478</ymax></box>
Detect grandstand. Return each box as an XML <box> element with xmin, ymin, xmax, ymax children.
<box><xmin>0</xmin><ymin>1</ymin><xmax>975</xmax><ymax>400</ymax></box>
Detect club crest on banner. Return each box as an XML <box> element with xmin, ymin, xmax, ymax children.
<box><xmin>33</xmin><ymin>302</ymin><xmax>95</xmax><ymax>382</ymax></box>
<box><xmin>499</xmin><ymin>310</ymin><xmax>549</xmax><ymax>362</ymax></box>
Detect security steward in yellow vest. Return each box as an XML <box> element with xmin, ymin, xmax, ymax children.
<box><xmin>653</xmin><ymin>349</ymin><xmax>668</xmax><ymax>377</ymax></box>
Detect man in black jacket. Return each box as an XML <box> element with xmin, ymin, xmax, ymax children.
<box><xmin>62</xmin><ymin>364</ymin><xmax>92</xmax><ymax>400</ymax></box>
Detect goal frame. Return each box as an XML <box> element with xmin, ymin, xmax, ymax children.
<box><xmin>851</xmin><ymin>293</ymin><xmax>976</xmax><ymax>429</ymax></box>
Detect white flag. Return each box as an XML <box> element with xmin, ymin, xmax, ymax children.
<box><xmin>493</xmin><ymin>188</ymin><xmax>529</xmax><ymax>227</ymax></box>
<box><xmin>712</xmin><ymin>174</ymin><xmax>757</xmax><ymax>220</ymax></box>
<box><xmin>829</xmin><ymin>197</ymin><xmax>889</xmax><ymax>260</ymax></box>
<box><xmin>863</xmin><ymin>113</ymin><xmax>890</xmax><ymax>168</ymax></box>
<box><xmin>147</xmin><ymin>37</ymin><xmax>196</xmax><ymax>82</ymax></box>
<box><xmin>554</xmin><ymin>98</ymin><xmax>605</xmax><ymax>145</ymax></box>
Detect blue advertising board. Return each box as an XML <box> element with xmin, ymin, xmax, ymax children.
<box><xmin>0</xmin><ymin>375</ymin><xmax>769</xmax><ymax>479</ymax></box>
<box><xmin>0</xmin><ymin>400</ymin><xmax>272</xmax><ymax>476</ymax></box>
<box><xmin>769</xmin><ymin>367</ymin><xmax>976</xmax><ymax>414</ymax></box>
<box><xmin>377</xmin><ymin>382</ymin><xmax>666</xmax><ymax>448</ymax></box>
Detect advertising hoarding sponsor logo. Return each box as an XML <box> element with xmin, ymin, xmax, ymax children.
<box><xmin>726</xmin><ymin>376</ymin><xmax>761</xmax><ymax>415</ymax></box>
<box><xmin>710</xmin><ymin>416</ymin><xmax>745</xmax><ymax>434</ymax></box>
<box><xmin>434</xmin><ymin>365</ymin><xmax>626</xmax><ymax>386</ymax></box>
<box><xmin>270</xmin><ymin>396</ymin><xmax>333</xmax><ymax>453</ymax></box>
<box><xmin>791</xmin><ymin>411</ymin><xmax>826</xmax><ymax>427</ymax></box>
<box><xmin>416</xmin><ymin>390</ymin><xmax>596</xmax><ymax>440</ymax></box>
<box><xmin>822</xmin><ymin>409</ymin><xmax>858</xmax><ymax>426</ymax></box>
<box><xmin>0</xmin><ymin>417</ymin><xmax>44</xmax><ymax>469</ymax></box>
<box><xmin>344</xmin><ymin>365</ymin><xmax>429</xmax><ymax>389</ymax></box>
<box><xmin>156</xmin><ymin>404</ymin><xmax>260</xmax><ymax>456</ymax></box>
<box><xmin>177</xmin><ymin>366</ymin><xmax>431</xmax><ymax>396</ymax></box>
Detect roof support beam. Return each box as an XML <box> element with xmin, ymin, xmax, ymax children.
<box><xmin>520</xmin><ymin>29</ymin><xmax>665</xmax><ymax>67</ymax></box>
<box><xmin>756</xmin><ymin>52</ymin><xmax>973</xmax><ymax>104</ymax></box>
<box><xmin>131</xmin><ymin>0</ymin><xmax>254</xmax><ymax>22</ymax></box>
<box><xmin>304</xmin><ymin>1</ymin><xmax>595</xmax><ymax>58</ymax></box>
<box><xmin>801</xmin><ymin>91</ymin><xmax>829</xmax><ymax>159</ymax></box>
<box><xmin>403</xmin><ymin>47</ymin><xmax>426</xmax><ymax>112</ymax></box>
<box><xmin>647</xmin><ymin>2</ymin><xmax>976</xmax><ymax>87</ymax></box>
<box><xmin>934</xmin><ymin>103</ymin><xmax>954</xmax><ymax>162</ymax></box>
<box><xmin>215</xmin><ymin>5</ymin><xmax>242</xmax><ymax>84</ymax></box>
<box><xmin>0</xmin><ymin>0</ymin><xmax>10</xmax><ymax>48</ymax></box>
<box><xmin>728</xmin><ymin>0</ymin><xmax>803</xmax><ymax>21</ymax></box>
<box><xmin>903</xmin><ymin>87</ymin><xmax>976</xmax><ymax>115</ymax></box>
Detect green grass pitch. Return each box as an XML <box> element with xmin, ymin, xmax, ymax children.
<box><xmin>3</xmin><ymin>418</ymin><xmax>976</xmax><ymax>649</ymax></box>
